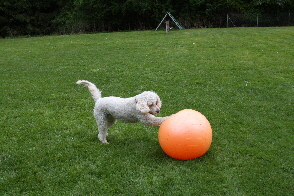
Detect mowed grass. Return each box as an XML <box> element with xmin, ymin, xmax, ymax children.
<box><xmin>0</xmin><ymin>27</ymin><xmax>293</xmax><ymax>195</ymax></box>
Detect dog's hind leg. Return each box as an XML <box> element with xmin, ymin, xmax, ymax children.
<box><xmin>95</xmin><ymin>112</ymin><xmax>116</xmax><ymax>144</ymax></box>
<box><xmin>97</xmin><ymin>126</ymin><xmax>108</xmax><ymax>144</ymax></box>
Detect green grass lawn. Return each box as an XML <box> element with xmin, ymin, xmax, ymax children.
<box><xmin>1</xmin><ymin>27</ymin><xmax>293</xmax><ymax>195</ymax></box>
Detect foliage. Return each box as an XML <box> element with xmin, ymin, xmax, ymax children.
<box><xmin>0</xmin><ymin>0</ymin><xmax>59</xmax><ymax>37</ymax></box>
<box><xmin>0</xmin><ymin>0</ymin><xmax>294</xmax><ymax>36</ymax></box>
<box><xmin>0</xmin><ymin>27</ymin><xmax>293</xmax><ymax>195</ymax></box>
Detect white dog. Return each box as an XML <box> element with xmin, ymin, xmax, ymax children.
<box><xmin>76</xmin><ymin>80</ymin><xmax>169</xmax><ymax>143</ymax></box>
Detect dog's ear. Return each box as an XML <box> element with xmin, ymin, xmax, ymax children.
<box><xmin>135</xmin><ymin>97</ymin><xmax>150</xmax><ymax>114</ymax></box>
<box><xmin>156</xmin><ymin>98</ymin><xmax>162</xmax><ymax>108</ymax></box>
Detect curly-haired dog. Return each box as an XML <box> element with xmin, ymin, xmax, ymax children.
<box><xmin>76</xmin><ymin>80</ymin><xmax>169</xmax><ymax>143</ymax></box>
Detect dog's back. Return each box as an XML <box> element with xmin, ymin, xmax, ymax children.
<box><xmin>95</xmin><ymin>96</ymin><xmax>139</xmax><ymax>123</ymax></box>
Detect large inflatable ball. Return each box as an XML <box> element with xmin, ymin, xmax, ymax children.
<box><xmin>158</xmin><ymin>109</ymin><xmax>212</xmax><ymax>160</ymax></box>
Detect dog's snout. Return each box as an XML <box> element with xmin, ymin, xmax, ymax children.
<box><xmin>156</xmin><ymin>109</ymin><xmax>160</xmax><ymax>114</ymax></box>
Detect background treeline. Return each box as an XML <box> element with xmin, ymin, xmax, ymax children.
<box><xmin>1</xmin><ymin>0</ymin><xmax>293</xmax><ymax>37</ymax></box>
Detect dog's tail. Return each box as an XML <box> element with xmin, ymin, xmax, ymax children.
<box><xmin>76</xmin><ymin>80</ymin><xmax>102</xmax><ymax>102</ymax></box>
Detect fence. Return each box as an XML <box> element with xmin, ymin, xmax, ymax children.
<box><xmin>226</xmin><ymin>13</ymin><xmax>294</xmax><ymax>27</ymax></box>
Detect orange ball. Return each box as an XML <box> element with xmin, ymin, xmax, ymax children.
<box><xmin>158</xmin><ymin>109</ymin><xmax>212</xmax><ymax>160</ymax></box>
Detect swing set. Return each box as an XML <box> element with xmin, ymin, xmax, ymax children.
<box><xmin>155</xmin><ymin>12</ymin><xmax>184</xmax><ymax>33</ymax></box>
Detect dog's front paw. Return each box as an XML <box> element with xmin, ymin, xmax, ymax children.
<box><xmin>98</xmin><ymin>134</ymin><xmax>109</xmax><ymax>144</ymax></box>
<box><xmin>99</xmin><ymin>138</ymin><xmax>109</xmax><ymax>144</ymax></box>
<box><xmin>101</xmin><ymin>140</ymin><xmax>109</xmax><ymax>144</ymax></box>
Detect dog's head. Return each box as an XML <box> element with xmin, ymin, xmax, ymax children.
<box><xmin>135</xmin><ymin>91</ymin><xmax>162</xmax><ymax>115</ymax></box>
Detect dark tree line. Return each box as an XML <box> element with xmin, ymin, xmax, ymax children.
<box><xmin>0</xmin><ymin>0</ymin><xmax>293</xmax><ymax>37</ymax></box>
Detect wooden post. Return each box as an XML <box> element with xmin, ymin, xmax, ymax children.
<box><xmin>226</xmin><ymin>14</ymin><xmax>229</xmax><ymax>28</ymax></box>
<box><xmin>165</xmin><ymin>20</ymin><xmax>170</xmax><ymax>34</ymax></box>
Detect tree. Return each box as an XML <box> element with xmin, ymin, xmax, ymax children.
<box><xmin>0</xmin><ymin>0</ymin><xmax>59</xmax><ymax>37</ymax></box>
